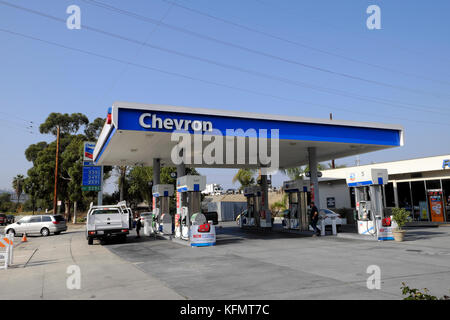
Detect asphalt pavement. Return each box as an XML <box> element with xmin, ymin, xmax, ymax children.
<box><xmin>107</xmin><ymin>222</ymin><xmax>450</xmax><ymax>299</ymax></box>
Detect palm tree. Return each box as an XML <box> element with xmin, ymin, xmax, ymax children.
<box><xmin>282</xmin><ymin>167</ymin><xmax>306</xmax><ymax>180</ymax></box>
<box><xmin>270</xmin><ymin>193</ymin><xmax>288</xmax><ymax>217</ymax></box>
<box><xmin>12</xmin><ymin>174</ymin><xmax>25</xmax><ymax>205</ymax></box>
<box><xmin>232</xmin><ymin>169</ymin><xmax>256</xmax><ymax>190</ymax></box>
<box><xmin>326</xmin><ymin>162</ymin><xmax>348</xmax><ymax>169</ymax></box>
<box><xmin>282</xmin><ymin>163</ymin><xmax>328</xmax><ymax>180</ymax></box>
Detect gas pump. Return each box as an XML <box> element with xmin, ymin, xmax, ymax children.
<box><xmin>241</xmin><ymin>186</ymin><xmax>260</xmax><ymax>228</ymax></box>
<box><xmin>241</xmin><ymin>186</ymin><xmax>272</xmax><ymax>229</ymax></box>
<box><xmin>175</xmin><ymin>175</ymin><xmax>215</xmax><ymax>246</ymax></box>
<box><xmin>152</xmin><ymin>184</ymin><xmax>174</xmax><ymax>235</ymax></box>
<box><xmin>346</xmin><ymin>168</ymin><xmax>395</xmax><ymax>241</ymax></box>
<box><xmin>282</xmin><ymin>180</ymin><xmax>309</xmax><ymax>230</ymax></box>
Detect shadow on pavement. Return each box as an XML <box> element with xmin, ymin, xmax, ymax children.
<box><xmin>403</xmin><ymin>229</ymin><xmax>448</xmax><ymax>241</ymax></box>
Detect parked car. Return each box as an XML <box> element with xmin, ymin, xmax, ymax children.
<box><xmin>319</xmin><ymin>209</ymin><xmax>347</xmax><ymax>225</ymax></box>
<box><xmin>5</xmin><ymin>215</ymin><xmax>67</xmax><ymax>236</ymax></box>
<box><xmin>308</xmin><ymin>209</ymin><xmax>346</xmax><ymax>232</ymax></box>
<box><xmin>226</xmin><ymin>189</ymin><xmax>235</xmax><ymax>195</ymax></box>
<box><xmin>7</xmin><ymin>215</ymin><xmax>15</xmax><ymax>224</ymax></box>
<box><xmin>0</xmin><ymin>213</ymin><xmax>7</xmax><ymax>226</ymax></box>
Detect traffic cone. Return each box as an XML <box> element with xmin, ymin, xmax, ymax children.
<box><xmin>21</xmin><ymin>233</ymin><xmax>28</xmax><ymax>242</ymax></box>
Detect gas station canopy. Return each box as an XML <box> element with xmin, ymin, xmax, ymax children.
<box><xmin>93</xmin><ymin>101</ymin><xmax>404</xmax><ymax>168</ymax></box>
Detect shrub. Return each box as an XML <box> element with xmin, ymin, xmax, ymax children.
<box><xmin>392</xmin><ymin>207</ymin><xmax>410</xmax><ymax>230</ymax></box>
<box><xmin>76</xmin><ymin>216</ymin><xmax>86</xmax><ymax>223</ymax></box>
<box><xmin>401</xmin><ymin>282</ymin><xmax>449</xmax><ymax>300</ymax></box>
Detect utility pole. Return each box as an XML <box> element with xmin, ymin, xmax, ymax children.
<box><xmin>53</xmin><ymin>125</ymin><xmax>60</xmax><ymax>214</ymax></box>
<box><xmin>119</xmin><ymin>166</ymin><xmax>126</xmax><ymax>202</ymax></box>
<box><xmin>330</xmin><ymin>113</ymin><xmax>335</xmax><ymax>169</ymax></box>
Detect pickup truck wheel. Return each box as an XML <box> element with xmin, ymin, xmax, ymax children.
<box><xmin>88</xmin><ymin>237</ymin><xmax>93</xmax><ymax>245</ymax></box>
<box><xmin>40</xmin><ymin>228</ymin><xmax>50</xmax><ymax>237</ymax></box>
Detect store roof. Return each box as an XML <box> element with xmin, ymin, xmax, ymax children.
<box><xmin>321</xmin><ymin>154</ymin><xmax>450</xmax><ymax>180</ymax></box>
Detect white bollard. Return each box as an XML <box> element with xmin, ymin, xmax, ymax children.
<box><xmin>8</xmin><ymin>233</ymin><xmax>14</xmax><ymax>265</ymax></box>
<box><xmin>331</xmin><ymin>216</ymin><xmax>337</xmax><ymax>235</ymax></box>
<box><xmin>143</xmin><ymin>219</ymin><xmax>151</xmax><ymax>236</ymax></box>
<box><xmin>320</xmin><ymin>219</ymin><xmax>326</xmax><ymax>236</ymax></box>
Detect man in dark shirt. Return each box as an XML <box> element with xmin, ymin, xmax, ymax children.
<box><xmin>310</xmin><ymin>202</ymin><xmax>321</xmax><ymax>236</ymax></box>
<box><xmin>135</xmin><ymin>216</ymin><xmax>142</xmax><ymax>238</ymax></box>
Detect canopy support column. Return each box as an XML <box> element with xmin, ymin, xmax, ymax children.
<box><xmin>308</xmin><ymin>147</ymin><xmax>320</xmax><ymax>210</ymax></box>
<box><xmin>177</xmin><ymin>163</ymin><xmax>185</xmax><ymax>178</ymax></box>
<box><xmin>153</xmin><ymin>158</ymin><xmax>160</xmax><ymax>185</ymax></box>
<box><xmin>260</xmin><ymin>172</ymin><xmax>271</xmax><ymax>225</ymax></box>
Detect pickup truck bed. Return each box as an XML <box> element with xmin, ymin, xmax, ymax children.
<box><xmin>86</xmin><ymin>206</ymin><xmax>131</xmax><ymax>245</ymax></box>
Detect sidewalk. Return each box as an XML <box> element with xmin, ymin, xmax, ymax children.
<box><xmin>0</xmin><ymin>225</ymin><xmax>184</xmax><ymax>300</ymax></box>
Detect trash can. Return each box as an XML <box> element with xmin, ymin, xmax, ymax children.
<box><xmin>143</xmin><ymin>214</ymin><xmax>152</xmax><ymax>236</ymax></box>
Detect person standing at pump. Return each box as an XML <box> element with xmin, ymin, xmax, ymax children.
<box><xmin>135</xmin><ymin>215</ymin><xmax>142</xmax><ymax>238</ymax></box>
<box><xmin>310</xmin><ymin>202</ymin><xmax>320</xmax><ymax>236</ymax></box>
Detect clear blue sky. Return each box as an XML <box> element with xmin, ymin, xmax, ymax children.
<box><xmin>1</xmin><ymin>0</ymin><xmax>450</xmax><ymax>192</ymax></box>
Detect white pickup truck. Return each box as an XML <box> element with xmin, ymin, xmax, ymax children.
<box><xmin>86</xmin><ymin>202</ymin><xmax>133</xmax><ymax>245</ymax></box>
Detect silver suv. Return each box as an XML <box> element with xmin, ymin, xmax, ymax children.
<box><xmin>5</xmin><ymin>215</ymin><xmax>67</xmax><ymax>237</ymax></box>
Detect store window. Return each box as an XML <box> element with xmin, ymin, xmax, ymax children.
<box><xmin>384</xmin><ymin>183</ymin><xmax>396</xmax><ymax>207</ymax></box>
<box><xmin>442</xmin><ymin>179</ymin><xmax>450</xmax><ymax>221</ymax></box>
<box><xmin>349</xmin><ymin>188</ymin><xmax>355</xmax><ymax>208</ymax></box>
<box><xmin>426</xmin><ymin>179</ymin><xmax>441</xmax><ymax>190</ymax></box>
<box><xmin>397</xmin><ymin>182</ymin><xmax>412</xmax><ymax>213</ymax></box>
<box><xmin>411</xmin><ymin>181</ymin><xmax>427</xmax><ymax>221</ymax></box>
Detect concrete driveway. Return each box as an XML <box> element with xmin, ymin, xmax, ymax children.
<box><xmin>0</xmin><ymin>225</ymin><xmax>183</xmax><ymax>300</ymax></box>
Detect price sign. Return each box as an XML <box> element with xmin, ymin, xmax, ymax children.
<box><xmin>82</xmin><ymin>166</ymin><xmax>102</xmax><ymax>187</ymax></box>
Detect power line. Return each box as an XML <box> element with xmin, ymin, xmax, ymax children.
<box><xmin>0</xmin><ymin>118</ymin><xmax>37</xmax><ymax>135</ymax></box>
<box><xmin>0</xmin><ymin>111</ymin><xmax>38</xmax><ymax>133</ymax></box>
<box><xmin>247</xmin><ymin>0</ymin><xmax>450</xmax><ymax>67</ymax></box>
<box><xmin>93</xmin><ymin>0</ymin><xmax>176</xmax><ymax>105</ymax></box>
<box><xmin>1</xmin><ymin>27</ymin><xmax>450</xmax><ymax>128</ymax></box>
<box><xmin>2</xmin><ymin>1</ymin><xmax>450</xmax><ymax>116</ymax></box>
<box><xmin>78</xmin><ymin>0</ymin><xmax>450</xmax><ymax>99</ymax></box>
<box><xmin>0</xmin><ymin>110</ymin><xmax>37</xmax><ymax>125</ymax></box>
<box><xmin>160</xmin><ymin>0</ymin><xmax>450</xmax><ymax>87</ymax></box>
<box><xmin>88</xmin><ymin>0</ymin><xmax>450</xmax><ymax>117</ymax></box>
